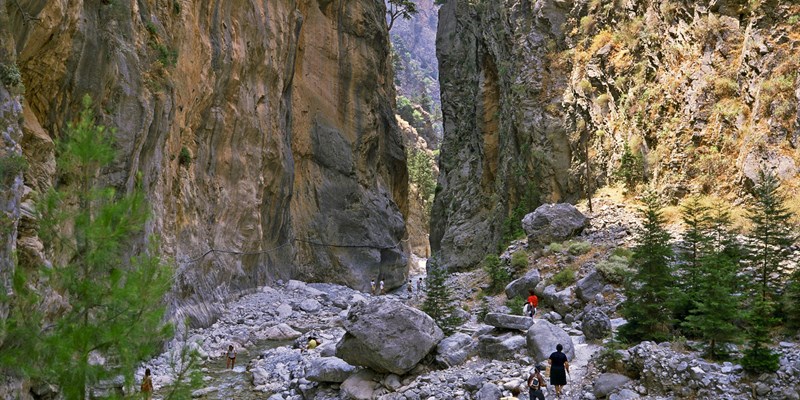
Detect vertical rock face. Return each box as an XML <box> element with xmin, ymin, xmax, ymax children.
<box><xmin>433</xmin><ymin>0</ymin><xmax>800</xmax><ymax>270</ymax></box>
<box><xmin>1</xmin><ymin>0</ymin><xmax>407</xmax><ymax>324</ymax></box>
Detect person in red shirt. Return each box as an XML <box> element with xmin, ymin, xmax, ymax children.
<box><xmin>527</xmin><ymin>290</ymin><xmax>538</xmax><ymax>318</ymax></box>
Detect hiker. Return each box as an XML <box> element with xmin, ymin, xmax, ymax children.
<box><xmin>307</xmin><ymin>336</ymin><xmax>321</xmax><ymax>350</ymax></box>
<box><xmin>548</xmin><ymin>343</ymin><xmax>570</xmax><ymax>397</ymax></box>
<box><xmin>141</xmin><ymin>368</ymin><xmax>153</xmax><ymax>400</ymax></box>
<box><xmin>417</xmin><ymin>277</ymin><xmax>423</xmax><ymax>292</ymax></box>
<box><xmin>528</xmin><ymin>365</ymin><xmax>547</xmax><ymax>400</ymax></box>
<box><xmin>527</xmin><ymin>290</ymin><xmax>539</xmax><ymax>318</ymax></box>
<box><xmin>407</xmin><ymin>279</ymin><xmax>413</xmax><ymax>298</ymax></box>
<box><xmin>226</xmin><ymin>344</ymin><xmax>237</xmax><ymax>369</ymax></box>
<box><xmin>370</xmin><ymin>279</ymin><xmax>377</xmax><ymax>295</ymax></box>
<box><xmin>379</xmin><ymin>279</ymin><xmax>385</xmax><ymax>295</ymax></box>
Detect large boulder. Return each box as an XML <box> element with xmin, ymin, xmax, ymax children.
<box><xmin>258</xmin><ymin>323</ymin><xmax>302</xmax><ymax>341</ymax></box>
<box><xmin>436</xmin><ymin>333</ymin><xmax>477</xmax><ymax>367</ymax></box>
<box><xmin>478</xmin><ymin>333</ymin><xmax>526</xmax><ymax>360</ymax></box>
<box><xmin>540</xmin><ymin>284</ymin><xmax>575</xmax><ymax>316</ymax></box>
<box><xmin>340</xmin><ymin>370</ymin><xmax>379</xmax><ymax>400</ymax></box>
<box><xmin>593</xmin><ymin>373</ymin><xmax>632</xmax><ymax>398</ymax></box>
<box><xmin>335</xmin><ymin>297</ymin><xmax>444</xmax><ymax>374</ymax></box>
<box><xmin>505</xmin><ymin>269</ymin><xmax>542</xmax><ymax>299</ymax></box>
<box><xmin>305</xmin><ymin>357</ymin><xmax>356</xmax><ymax>383</ymax></box>
<box><xmin>582</xmin><ymin>309</ymin><xmax>612</xmax><ymax>340</ymax></box>
<box><xmin>522</xmin><ymin>203</ymin><xmax>588</xmax><ymax>246</ymax></box>
<box><xmin>576</xmin><ymin>271</ymin><xmax>605</xmax><ymax>303</ymax></box>
<box><xmin>526</xmin><ymin>319</ymin><xmax>575</xmax><ymax>361</ymax></box>
<box><xmin>475</xmin><ymin>383</ymin><xmax>502</xmax><ymax>400</ymax></box>
<box><xmin>484</xmin><ymin>313</ymin><xmax>534</xmax><ymax>331</ymax></box>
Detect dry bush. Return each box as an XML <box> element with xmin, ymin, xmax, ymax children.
<box><xmin>713</xmin><ymin>76</ymin><xmax>739</xmax><ymax>98</ymax></box>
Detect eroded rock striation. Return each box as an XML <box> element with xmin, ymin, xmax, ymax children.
<box><xmin>1</xmin><ymin>0</ymin><xmax>408</xmax><ymax>324</ymax></box>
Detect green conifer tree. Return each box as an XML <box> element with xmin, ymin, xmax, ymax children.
<box><xmin>746</xmin><ymin>169</ymin><xmax>796</xmax><ymax>301</ymax></box>
<box><xmin>784</xmin><ymin>269</ymin><xmax>800</xmax><ymax>330</ymax></box>
<box><xmin>619</xmin><ymin>192</ymin><xmax>675</xmax><ymax>343</ymax></box>
<box><xmin>682</xmin><ymin>206</ymin><xmax>743</xmax><ymax>359</ymax></box>
<box><xmin>0</xmin><ymin>95</ymin><xmax>174</xmax><ymax>399</ymax></box>
<box><xmin>422</xmin><ymin>258</ymin><xmax>461</xmax><ymax>335</ymax></box>
<box><xmin>741</xmin><ymin>298</ymin><xmax>780</xmax><ymax>373</ymax></box>
<box><xmin>674</xmin><ymin>197</ymin><xmax>712</xmax><ymax>326</ymax></box>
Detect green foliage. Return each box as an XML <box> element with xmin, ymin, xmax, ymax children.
<box><xmin>596</xmin><ymin>255</ymin><xmax>633</xmax><ymax>284</ymax></box>
<box><xmin>551</xmin><ymin>267</ymin><xmax>576</xmax><ymax>289</ymax></box>
<box><xmin>506</xmin><ymin>296</ymin><xmax>526</xmax><ymax>315</ymax></box>
<box><xmin>746</xmin><ymin>169</ymin><xmax>796</xmax><ymax>301</ymax></box>
<box><xmin>784</xmin><ymin>269</ymin><xmax>800</xmax><ymax>331</ymax></box>
<box><xmin>483</xmin><ymin>254</ymin><xmax>511</xmax><ymax>293</ymax></box>
<box><xmin>567</xmin><ymin>240</ymin><xmax>592</xmax><ymax>255</ymax></box>
<box><xmin>510</xmin><ymin>251</ymin><xmax>528</xmax><ymax>273</ymax></box>
<box><xmin>712</xmin><ymin>76</ymin><xmax>739</xmax><ymax>98</ymax></box>
<box><xmin>548</xmin><ymin>242</ymin><xmax>565</xmax><ymax>253</ymax></box>
<box><xmin>160</xmin><ymin>327</ymin><xmax>203</xmax><ymax>399</ymax></box>
<box><xmin>0</xmin><ymin>63</ymin><xmax>23</xmax><ymax>87</ymax></box>
<box><xmin>422</xmin><ymin>259</ymin><xmax>462</xmax><ymax>336</ymax></box>
<box><xmin>615</xmin><ymin>142</ymin><xmax>643</xmax><ymax>189</ymax></box>
<box><xmin>674</xmin><ymin>197</ymin><xmax>713</xmax><ymax>324</ymax></box>
<box><xmin>681</xmin><ymin>206</ymin><xmax>744</xmax><ymax>359</ymax></box>
<box><xmin>154</xmin><ymin>43</ymin><xmax>178</xmax><ymax>67</ymax></box>
<box><xmin>597</xmin><ymin>338</ymin><xmax>627</xmax><ymax>372</ymax></box>
<box><xmin>741</xmin><ymin>299</ymin><xmax>780</xmax><ymax>373</ymax></box>
<box><xmin>145</xmin><ymin>21</ymin><xmax>158</xmax><ymax>34</ymax></box>
<box><xmin>0</xmin><ymin>95</ymin><xmax>175</xmax><ymax>399</ymax></box>
<box><xmin>476</xmin><ymin>293</ymin><xmax>491</xmax><ymax>323</ymax></box>
<box><xmin>179</xmin><ymin>146</ymin><xmax>192</xmax><ymax>166</ymax></box>
<box><xmin>172</xmin><ymin>0</ymin><xmax>182</xmax><ymax>14</ymax></box>
<box><xmin>0</xmin><ymin>153</ymin><xmax>27</xmax><ymax>187</ymax></box>
<box><xmin>619</xmin><ymin>192</ymin><xmax>675</xmax><ymax>343</ymax></box>
<box><xmin>386</xmin><ymin>0</ymin><xmax>418</xmax><ymax>30</ymax></box>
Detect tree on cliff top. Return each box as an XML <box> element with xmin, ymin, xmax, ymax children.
<box><xmin>387</xmin><ymin>0</ymin><xmax>418</xmax><ymax>31</ymax></box>
<box><xmin>0</xmin><ymin>95</ymin><xmax>174</xmax><ymax>399</ymax></box>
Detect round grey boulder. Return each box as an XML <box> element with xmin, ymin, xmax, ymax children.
<box><xmin>582</xmin><ymin>309</ymin><xmax>612</xmax><ymax>340</ymax></box>
<box><xmin>594</xmin><ymin>373</ymin><xmax>632</xmax><ymax>398</ymax></box>
<box><xmin>475</xmin><ymin>383</ymin><xmax>502</xmax><ymax>400</ymax></box>
<box><xmin>522</xmin><ymin>203</ymin><xmax>588</xmax><ymax>246</ymax></box>
<box><xmin>436</xmin><ymin>332</ymin><xmax>477</xmax><ymax>367</ymax></box>
<box><xmin>505</xmin><ymin>269</ymin><xmax>542</xmax><ymax>300</ymax></box>
<box><xmin>526</xmin><ymin>319</ymin><xmax>575</xmax><ymax>362</ymax></box>
<box><xmin>305</xmin><ymin>357</ymin><xmax>356</xmax><ymax>383</ymax></box>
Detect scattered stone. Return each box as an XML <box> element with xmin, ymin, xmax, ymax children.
<box><xmin>340</xmin><ymin>370</ymin><xmax>378</xmax><ymax>400</ymax></box>
<box><xmin>305</xmin><ymin>357</ymin><xmax>356</xmax><ymax>383</ymax></box>
<box><xmin>582</xmin><ymin>309</ymin><xmax>612</xmax><ymax>340</ymax></box>
<box><xmin>576</xmin><ymin>271</ymin><xmax>606</xmax><ymax>303</ymax></box>
<box><xmin>505</xmin><ymin>269</ymin><xmax>541</xmax><ymax>300</ymax></box>
<box><xmin>484</xmin><ymin>313</ymin><xmax>534</xmax><ymax>331</ymax></box>
<box><xmin>478</xmin><ymin>333</ymin><xmax>526</xmax><ymax>360</ymax></box>
<box><xmin>475</xmin><ymin>382</ymin><xmax>501</xmax><ymax>400</ymax></box>
<box><xmin>259</xmin><ymin>323</ymin><xmax>302</xmax><ymax>341</ymax></box>
<box><xmin>299</xmin><ymin>298</ymin><xmax>322</xmax><ymax>313</ymax></box>
<box><xmin>594</xmin><ymin>373</ymin><xmax>632</xmax><ymax>398</ymax></box>
<box><xmin>436</xmin><ymin>333</ymin><xmax>477</xmax><ymax>367</ymax></box>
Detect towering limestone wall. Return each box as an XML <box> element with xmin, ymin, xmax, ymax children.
<box><xmin>0</xmin><ymin>0</ymin><xmax>407</xmax><ymax>324</ymax></box>
<box><xmin>433</xmin><ymin>0</ymin><xmax>800</xmax><ymax>270</ymax></box>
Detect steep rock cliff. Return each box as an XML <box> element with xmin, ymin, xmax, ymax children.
<box><xmin>433</xmin><ymin>0</ymin><xmax>800</xmax><ymax>270</ymax></box>
<box><xmin>1</xmin><ymin>0</ymin><xmax>407</xmax><ymax>324</ymax></box>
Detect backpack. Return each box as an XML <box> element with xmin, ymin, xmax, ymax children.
<box><xmin>529</xmin><ymin>374</ymin><xmax>540</xmax><ymax>389</ymax></box>
<box><xmin>523</xmin><ymin>303</ymin><xmax>531</xmax><ymax>315</ymax></box>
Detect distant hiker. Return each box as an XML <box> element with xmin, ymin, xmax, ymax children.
<box><xmin>527</xmin><ymin>290</ymin><xmax>539</xmax><ymax>318</ymax></box>
<box><xmin>380</xmin><ymin>280</ymin><xmax>385</xmax><ymax>295</ymax></box>
<box><xmin>417</xmin><ymin>277</ymin><xmax>423</xmax><ymax>292</ymax></box>
<box><xmin>226</xmin><ymin>345</ymin><xmax>237</xmax><ymax>369</ymax></box>
<box><xmin>548</xmin><ymin>343</ymin><xmax>569</xmax><ymax>397</ymax></box>
<box><xmin>500</xmin><ymin>387</ymin><xmax>521</xmax><ymax>400</ymax></box>
<box><xmin>528</xmin><ymin>365</ymin><xmax>547</xmax><ymax>400</ymax></box>
<box><xmin>141</xmin><ymin>368</ymin><xmax>153</xmax><ymax>400</ymax></box>
<box><xmin>370</xmin><ymin>279</ymin><xmax>377</xmax><ymax>295</ymax></box>
<box><xmin>307</xmin><ymin>336</ymin><xmax>321</xmax><ymax>350</ymax></box>
<box><xmin>407</xmin><ymin>279</ymin><xmax>413</xmax><ymax>297</ymax></box>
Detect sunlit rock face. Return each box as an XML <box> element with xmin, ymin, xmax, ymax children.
<box><xmin>433</xmin><ymin>0</ymin><xmax>800</xmax><ymax>270</ymax></box>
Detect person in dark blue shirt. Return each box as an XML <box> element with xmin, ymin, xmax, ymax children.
<box><xmin>548</xmin><ymin>343</ymin><xmax>569</xmax><ymax>397</ymax></box>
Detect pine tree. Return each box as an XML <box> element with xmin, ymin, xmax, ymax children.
<box><xmin>615</xmin><ymin>142</ymin><xmax>642</xmax><ymax>189</ymax></box>
<box><xmin>674</xmin><ymin>197</ymin><xmax>712</xmax><ymax>326</ymax></box>
<box><xmin>784</xmin><ymin>269</ymin><xmax>800</xmax><ymax>330</ymax></box>
<box><xmin>682</xmin><ymin>206</ymin><xmax>743</xmax><ymax>359</ymax></box>
<box><xmin>741</xmin><ymin>298</ymin><xmax>780</xmax><ymax>373</ymax></box>
<box><xmin>746</xmin><ymin>169</ymin><xmax>796</xmax><ymax>302</ymax></box>
<box><xmin>422</xmin><ymin>258</ymin><xmax>461</xmax><ymax>335</ymax></box>
<box><xmin>0</xmin><ymin>95</ymin><xmax>174</xmax><ymax>399</ymax></box>
<box><xmin>619</xmin><ymin>192</ymin><xmax>675</xmax><ymax>343</ymax></box>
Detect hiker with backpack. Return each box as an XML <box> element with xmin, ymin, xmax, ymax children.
<box><xmin>527</xmin><ymin>290</ymin><xmax>539</xmax><ymax>319</ymax></box>
<box><xmin>528</xmin><ymin>365</ymin><xmax>547</xmax><ymax>400</ymax></box>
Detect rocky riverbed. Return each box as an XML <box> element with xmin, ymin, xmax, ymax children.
<box><xmin>135</xmin><ymin>200</ymin><xmax>800</xmax><ymax>400</ymax></box>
